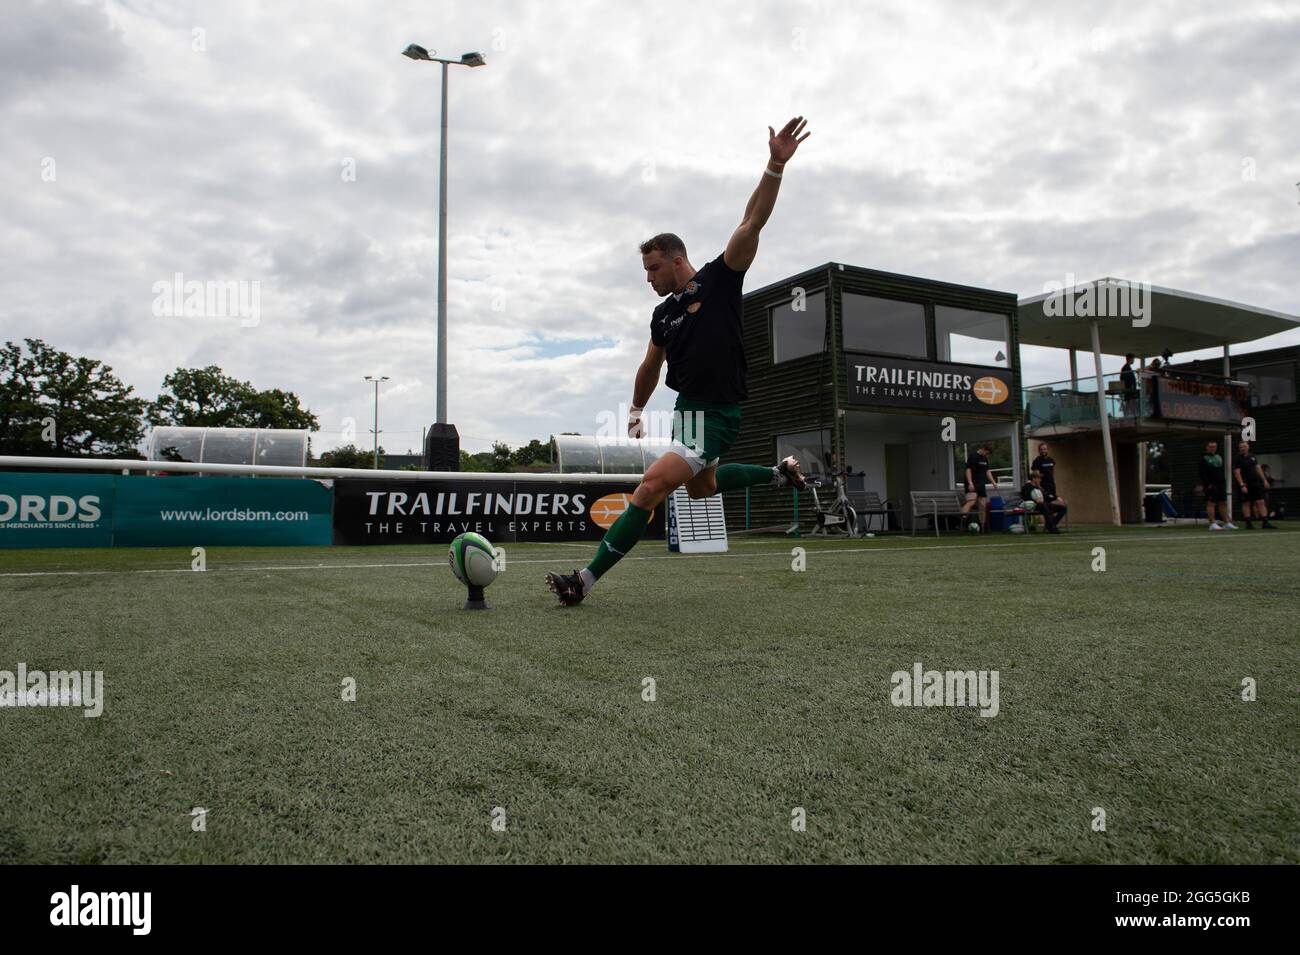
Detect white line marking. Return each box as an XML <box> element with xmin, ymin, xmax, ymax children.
<box><xmin>0</xmin><ymin>530</ymin><xmax>1280</xmax><ymax>579</ymax></box>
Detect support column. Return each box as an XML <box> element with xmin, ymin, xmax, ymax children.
<box><xmin>1224</xmin><ymin>344</ymin><xmax>1233</xmax><ymax>519</ymax></box>
<box><xmin>1069</xmin><ymin>349</ymin><xmax>1078</xmax><ymax>390</ymax></box>
<box><xmin>1091</xmin><ymin>320</ymin><xmax>1122</xmax><ymax>525</ymax></box>
<box><xmin>1138</xmin><ymin>356</ymin><xmax>1147</xmax><ymax>493</ymax></box>
<box><xmin>1009</xmin><ymin>420</ymin><xmax>1022</xmax><ymax>487</ymax></box>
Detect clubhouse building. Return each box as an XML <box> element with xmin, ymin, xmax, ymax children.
<box><xmin>729</xmin><ymin>263</ymin><xmax>1021</xmax><ymax>531</ymax></box>
<box><xmin>725</xmin><ymin>268</ymin><xmax>1299</xmax><ymax>530</ymax></box>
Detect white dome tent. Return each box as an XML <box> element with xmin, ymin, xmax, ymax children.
<box><xmin>550</xmin><ymin>434</ymin><xmax>673</xmax><ymax>475</ymax></box>
<box><xmin>146</xmin><ymin>427</ymin><xmax>309</xmax><ymax>472</ymax></box>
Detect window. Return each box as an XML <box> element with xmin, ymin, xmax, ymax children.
<box><xmin>777</xmin><ymin>430</ymin><xmax>831</xmax><ymax>478</ymax></box>
<box><xmin>841</xmin><ymin>293</ymin><xmax>926</xmax><ymax>357</ymax></box>
<box><xmin>771</xmin><ymin>291</ymin><xmax>826</xmax><ymax>363</ymax></box>
<box><xmin>935</xmin><ymin>306</ymin><xmax>1010</xmax><ymax>368</ymax></box>
<box><xmin>1237</xmin><ymin>364</ymin><xmax>1295</xmax><ymax>406</ymax></box>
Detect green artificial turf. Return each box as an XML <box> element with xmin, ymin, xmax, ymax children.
<box><xmin>1</xmin><ymin>525</ymin><xmax>1296</xmax><ymax>864</ymax></box>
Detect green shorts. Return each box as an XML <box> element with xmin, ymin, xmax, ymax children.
<box><xmin>668</xmin><ymin>396</ymin><xmax>742</xmax><ymax>474</ymax></box>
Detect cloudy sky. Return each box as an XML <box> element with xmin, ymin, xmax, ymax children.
<box><xmin>3</xmin><ymin>0</ymin><xmax>1297</xmax><ymax>454</ymax></box>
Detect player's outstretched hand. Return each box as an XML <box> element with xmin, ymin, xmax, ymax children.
<box><xmin>768</xmin><ymin>116</ymin><xmax>811</xmax><ymax>164</ymax></box>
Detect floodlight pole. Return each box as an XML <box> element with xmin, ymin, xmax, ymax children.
<box><xmin>365</xmin><ymin>375</ymin><xmax>389</xmax><ymax>469</ymax></box>
<box><xmin>436</xmin><ymin>59</ymin><xmax>449</xmax><ymax>425</ymax></box>
<box><xmin>402</xmin><ymin>45</ymin><xmax>485</xmax><ymax>428</ymax></box>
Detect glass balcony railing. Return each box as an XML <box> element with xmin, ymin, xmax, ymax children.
<box><xmin>1023</xmin><ymin>372</ymin><xmax>1149</xmax><ymax>430</ymax></box>
<box><xmin>1023</xmin><ymin>369</ymin><xmax>1242</xmax><ymax>431</ymax></box>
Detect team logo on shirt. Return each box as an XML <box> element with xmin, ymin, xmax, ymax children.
<box><xmin>684</xmin><ymin>280</ymin><xmax>701</xmax><ymax>295</ymax></box>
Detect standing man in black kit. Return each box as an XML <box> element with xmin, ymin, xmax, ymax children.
<box><xmin>1030</xmin><ymin>442</ymin><xmax>1066</xmax><ymax>511</ymax></box>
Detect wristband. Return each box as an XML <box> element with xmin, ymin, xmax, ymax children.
<box><xmin>764</xmin><ymin>167</ymin><xmax>782</xmax><ymax>179</ymax></box>
<box><xmin>629</xmin><ymin>405</ymin><xmax>643</xmax><ymax>417</ymax></box>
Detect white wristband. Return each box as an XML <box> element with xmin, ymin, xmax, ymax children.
<box><xmin>764</xmin><ymin>167</ymin><xmax>782</xmax><ymax>179</ymax></box>
<box><xmin>629</xmin><ymin>405</ymin><xmax>643</xmax><ymax>417</ymax></box>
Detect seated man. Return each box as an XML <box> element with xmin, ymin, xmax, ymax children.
<box><xmin>1020</xmin><ymin>469</ymin><xmax>1066</xmax><ymax>534</ymax></box>
<box><xmin>1030</xmin><ymin>442</ymin><xmax>1066</xmax><ymax>510</ymax></box>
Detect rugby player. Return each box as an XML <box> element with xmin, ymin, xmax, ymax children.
<box><xmin>1030</xmin><ymin>442</ymin><xmax>1066</xmax><ymax>510</ymax></box>
<box><xmin>545</xmin><ymin>117</ymin><xmax>812</xmax><ymax>606</ymax></box>
<box><xmin>960</xmin><ymin>442</ymin><xmax>995</xmax><ymax>531</ymax></box>
<box><xmin>1233</xmin><ymin>440</ymin><xmax>1274</xmax><ymax>529</ymax></box>
<box><xmin>1198</xmin><ymin>439</ymin><xmax>1233</xmax><ymax>530</ymax></box>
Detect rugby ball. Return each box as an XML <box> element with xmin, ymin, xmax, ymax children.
<box><xmin>448</xmin><ymin>532</ymin><xmax>498</xmax><ymax>587</ymax></box>
<box><xmin>967</xmin><ymin>521</ymin><xmax>982</xmax><ymax>533</ymax></box>
<box><xmin>1023</xmin><ymin>500</ymin><xmax>1037</xmax><ymax>512</ymax></box>
<box><xmin>1030</xmin><ymin>488</ymin><xmax>1044</xmax><ymax>504</ymax></box>
<box><xmin>1009</xmin><ymin>523</ymin><xmax>1026</xmax><ymax>534</ymax></box>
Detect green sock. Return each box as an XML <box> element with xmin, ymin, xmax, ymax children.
<box><xmin>715</xmin><ymin>463</ymin><xmax>775</xmax><ymax>493</ymax></box>
<box><xmin>586</xmin><ymin>502</ymin><xmax>651</xmax><ymax>581</ymax></box>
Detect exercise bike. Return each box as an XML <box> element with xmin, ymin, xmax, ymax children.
<box><xmin>809</xmin><ymin>468</ymin><xmax>859</xmax><ymax>537</ymax></box>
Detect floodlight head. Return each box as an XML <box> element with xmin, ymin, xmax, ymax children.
<box><xmin>461</xmin><ymin>51</ymin><xmax>486</xmax><ymax>67</ymax></box>
<box><xmin>402</xmin><ymin>43</ymin><xmax>433</xmax><ymax>61</ymax></box>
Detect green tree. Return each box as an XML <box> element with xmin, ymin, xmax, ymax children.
<box><xmin>458</xmin><ymin>450</ymin><xmax>488</xmax><ymax>472</ymax></box>
<box><xmin>318</xmin><ymin>444</ymin><xmax>384</xmax><ymax>469</ymax></box>
<box><xmin>238</xmin><ymin>387</ymin><xmax>318</xmax><ymax>430</ymax></box>
<box><xmin>489</xmin><ymin>441</ymin><xmax>513</xmax><ymax>472</ymax></box>
<box><xmin>149</xmin><ymin>366</ymin><xmax>319</xmax><ymax>430</ymax></box>
<box><xmin>511</xmin><ymin>438</ymin><xmax>550</xmax><ymax>467</ymax></box>
<box><xmin>0</xmin><ymin>338</ymin><xmax>146</xmax><ymax>457</ymax></box>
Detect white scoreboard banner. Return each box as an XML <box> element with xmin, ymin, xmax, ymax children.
<box><xmin>667</xmin><ymin>489</ymin><xmax>728</xmax><ymax>553</ymax></box>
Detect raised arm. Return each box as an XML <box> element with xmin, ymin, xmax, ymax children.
<box><xmin>723</xmin><ymin>116</ymin><xmax>811</xmax><ymax>272</ymax></box>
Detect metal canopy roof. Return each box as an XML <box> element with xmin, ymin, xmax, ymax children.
<box><xmin>1017</xmin><ymin>278</ymin><xmax>1299</xmax><ymax>355</ymax></box>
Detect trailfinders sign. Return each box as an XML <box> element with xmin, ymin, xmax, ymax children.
<box><xmin>333</xmin><ymin>478</ymin><xmax>667</xmax><ymax>544</ymax></box>
<box><xmin>1153</xmin><ymin>376</ymin><xmax>1249</xmax><ymax>425</ymax></box>
<box><xmin>845</xmin><ymin>353</ymin><xmax>1014</xmax><ymax>413</ymax></box>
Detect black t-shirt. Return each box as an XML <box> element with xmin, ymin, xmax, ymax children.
<box><xmin>965</xmin><ymin>452</ymin><xmax>990</xmax><ymax>490</ymax></box>
<box><xmin>650</xmin><ymin>254</ymin><xmax>748</xmax><ymax>404</ymax></box>
<box><xmin>1235</xmin><ymin>454</ymin><xmax>1263</xmax><ymax>488</ymax></box>
<box><xmin>1199</xmin><ymin>453</ymin><xmax>1224</xmax><ymax>488</ymax></box>
<box><xmin>1031</xmin><ymin>454</ymin><xmax>1056</xmax><ymax>493</ymax></box>
<box><xmin>1120</xmin><ymin>365</ymin><xmax>1137</xmax><ymax>391</ymax></box>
